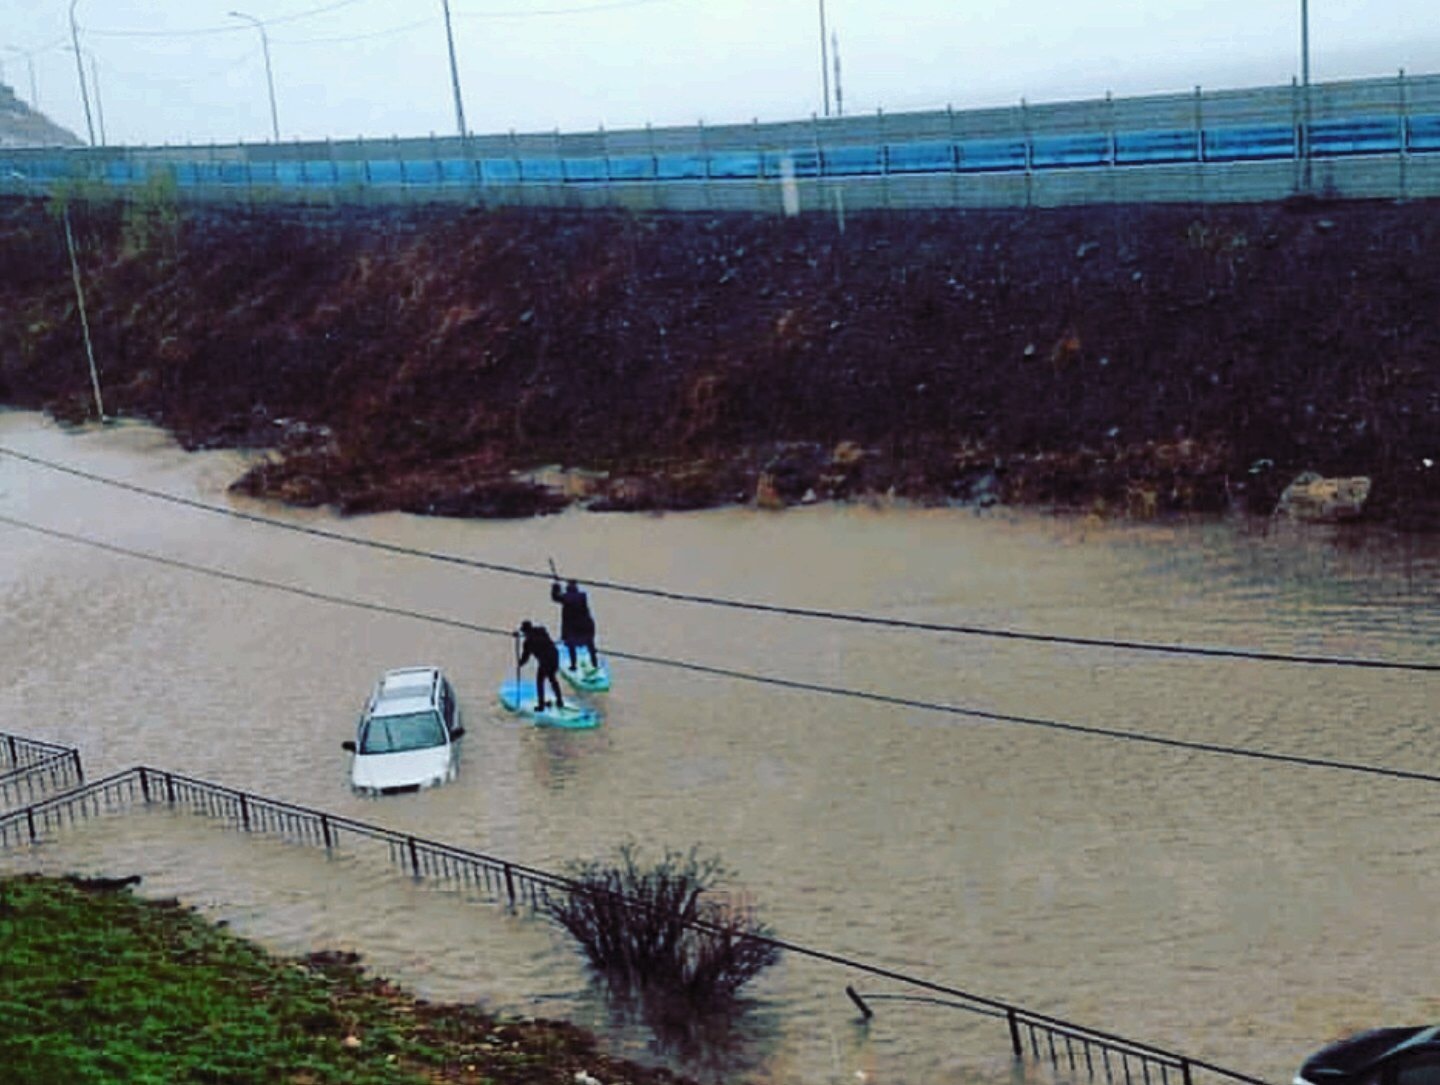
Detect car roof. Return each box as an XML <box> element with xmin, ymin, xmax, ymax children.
<box><xmin>369</xmin><ymin>667</ymin><xmax>442</xmax><ymax>717</ymax></box>
<box><xmin>1301</xmin><ymin>1027</ymin><xmax>1440</xmax><ymax>1082</ymax></box>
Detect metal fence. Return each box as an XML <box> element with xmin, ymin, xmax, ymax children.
<box><xmin>0</xmin><ymin>733</ymin><xmax>84</xmax><ymax>811</ymax></box>
<box><xmin>0</xmin><ymin>761</ymin><xmax>1273</xmax><ymax>1085</ymax></box>
<box><xmin>2</xmin><ymin>73</ymin><xmax>1440</xmax><ymax>211</ymax></box>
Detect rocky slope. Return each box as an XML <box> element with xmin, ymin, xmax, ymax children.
<box><xmin>1</xmin><ymin>194</ymin><xmax>1437</xmax><ymax>526</ymax></box>
<box><xmin>0</xmin><ymin>83</ymin><xmax>82</xmax><ymax>148</ymax></box>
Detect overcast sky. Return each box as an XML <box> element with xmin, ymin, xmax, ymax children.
<box><xmin>4</xmin><ymin>0</ymin><xmax>1440</xmax><ymax>147</ymax></box>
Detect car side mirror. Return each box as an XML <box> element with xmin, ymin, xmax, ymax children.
<box><xmin>341</xmin><ymin>740</ymin><xmax>356</xmax><ymax>753</ymax></box>
<box><xmin>451</xmin><ymin>727</ymin><xmax>465</xmax><ymax>739</ymax></box>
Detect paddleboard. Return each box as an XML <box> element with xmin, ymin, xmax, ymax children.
<box><xmin>498</xmin><ymin>677</ymin><xmax>600</xmax><ymax>729</ymax></box>
<box><xmin>558</xmin><ymin>644</ymin><xmax>611</xmax><ymax>692</ymax></box>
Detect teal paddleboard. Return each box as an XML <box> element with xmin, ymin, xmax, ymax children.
<box><xmin>498</xmin><ymin>677</ymin><xmax>600</xmax><ymax>729</ymax></box>
<box><xmin>559</xmin><ymin>647</ymin><xmax>611</xmax><ymax>693</ymax></box>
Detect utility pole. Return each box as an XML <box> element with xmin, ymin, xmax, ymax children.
<box><xmin>6</xmin><ymin>46</ymin><xmax>39</xmax><ymax>107</ymax></box>
<box><xmin>88</xmin><ymin>53</ymin><xmax>105</xmax><ymax>145</ymax></box>
<box><xmin>1301</xmin><ymin>0</ymin><xmax>1312</xmax><ymax>191</ymax></box>
<box><xmin>817</xmin><ymin>0</ymin><xmax>830</xmax><ymax>117</ymax></box>
<box><xmin>229</xmin><ymin>11</ymin><xmax>280</xmax><ymax>141</ymax></box>
<box><xmin>832</xmin><ymin>30</ymin><xmax>842</xmax><ymax>117</ymax></box>
<box><xmin>440</xmin><ymin>0</ymin><xmax>468</xmax><ymax>137</ymax></box>
<box><xmin>68</xmin><ymin>0</ymin><xmax>96</xmax><ymax>145</ymax></box>
<box><xmin>9</xmin><ymin>170</ymin><xmax>105</xmax><ymax>422</ymax></box>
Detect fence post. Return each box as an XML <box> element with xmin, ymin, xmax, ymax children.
<box><xmin>408</xmin><ymin>836</ymin><xmax>420</xmax><ymax>877</ymax></box>
<box><xmin>1007</xmin><ymin>1008</ymin><xmax>1023</xmax><ymax>1060</ymax></box>
<box><xmin>1398</xmin><ymin>68</ymin><xmax>1408</xmax><ymax>201</ymax></box>
<box><xmin>6</xmin><ymin>734</ymin><xmax>16</xmax><ymax>768</ymax></box>
<box><xmin>26</xmin><ymin>807</ymin><xmax>36</xmax><ymax>843</ymax></box>
<box><xmin>1194</xmin><ymin>85</ymin><xmax>1205</xmax><ymax>203</ymax></box>
<box><xmin>320</xmin><ymin>812</ymin><xmax>333</xmax><ymax>850</ymax></box>
<box><xmin>697</xmin><ymin>118</ymin><xmax>712</xmax><ymax>212</ymax></box>
<box><xmin>164</xmin><ymin>772</ymin><xmax>175</xmax><ymax>804</ymax></box>
<box><xmin>1181</xmin><ymin>1059</ymin><xmax>1193</xmax><ymax>1085</ymax></box>
<box><xmin>1020</xmin><ymin>97</ymin><xmax>1033</xmax><ymax>209</ymax></box>
<box><xmin>71</xmin><ymin>750</ymin><xmax>84</xmax><ymax>785</ymax></box>
<box><xmin>503</xmin><ymin>862</ymin><xmax>516</xmax><ymax>906</ymax></box>
<box><xmin>139</xmin><ymin>767</ymin><xmax>151</xmax><ymax>803</ymax></box>
<box><xmin>239</xmin><ymin>792</ymin><xmax>250</xmax><ymax>831</ymax></box>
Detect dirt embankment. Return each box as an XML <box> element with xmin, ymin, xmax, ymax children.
<box><xmin>1</xmin><ymin>196</ymin><xmax>1438</xmax><ymax>526</ymax></box>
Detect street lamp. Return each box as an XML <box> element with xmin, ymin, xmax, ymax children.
<box><xmin>817</xmin><ymin>0</ymin><xmax>830</xmax><ymax>117</ymax></box>
<box><xmin>440</xmin><ymin>0</ymin><xmax>468</xmax><ymax>137</ymax></box>
<box><xmin>7</xmin><ymin>171</ymin><xmax>106</xmax><ymax>423</ymax></box>
<box><xmin>229</xmin><ymin>10</ymin><xmax>280</xmax><ymax>142</ymax></box>
<box><xmin>5</xmin><ymin>46</ymin><xmax>39</xmax><ymax>108</ymax></box>
<box><xmin>68</xmin><ymin>0</ymin><xmax>97</xmax><ymax>145</ymax></box>
<box><xmin>1300</xmin><ymin>0</ymin><xmax>1313</xmax><ymax>190</ymax></box>
<box><xmin>65</xmin><ymin>46</ymin><xmax>106</xmax><ymax>145</ymax></box>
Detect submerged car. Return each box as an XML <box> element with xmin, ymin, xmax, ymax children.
<box><xmin>342</xmin><ymin>666</ymin><xmax>464</xmax><ymax>796</ymax></box>
<box><xmin>1295</xmin><ymin>1026</ymin><xmax>1440</xmax><ymax>1085</ymax></box>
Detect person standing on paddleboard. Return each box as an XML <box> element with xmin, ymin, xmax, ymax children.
<box><xmin>517</xmin><ymin>620</ymin><xmax>565</xmax><ymax>711</ymax></box>
<box><xmin>551</xmin><ymin>578</ymin><xmax>599</xmax><ymax>671</ymax></box>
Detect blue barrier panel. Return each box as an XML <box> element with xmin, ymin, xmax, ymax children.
<box><xmin>367</xmin><ymin>160</ymin><xmax>404</xmax><ymax>185</ymax></box>
<box><xmin>1116</xmin><ymin>129</ymin><xmax>1199</xmax><ymax>165</ymax></box>
<box><xmin>1203</xmin><ymin>123</ymin><xmax>1295</xmax><ymax>162</ymax></box>
<box><xmin>480</xmin><ymin>159</ymin><xmax>519</xmax><ymax>183</ymax></box>
<box><xmin>822</xmin><ymin>144</ymin><xmax>883</xmax><ymax>176</ymax></box>
<box><xmin>219</xmin><ymin>162</ymin><xmax>247</xmax><ymax>186</ymax></box>
<box><xmin>1310</xmin><ymin>116</ymin><xmax>1402</xmax><ymax>156</ymax></box>
<box><xmin>1031</xmin><ymin>133</ymin><xmax>1110</xmax><ymax>168</ymax></box>
<box><xmin>103</xmin><ymin>160</ymin><xmax>132</xmax><ymax>184</ymax></box>
<box><xmin>656</xmin><ymin>153</ymin><xmax>707</xmax><ymax>179</ymax></box>
<box><xmin>885</xmin><ymin>140</ymin><xmax>955</xmax><ymax>174</ymax></box>
<box><xmin>958</xmin><ymin>138</ymin><xmax>1027</xmax><ymax>172</ymax></box>
<box><xmin>762</xmin><ymin>149</ymin><xmax>819</xmax><ymax>178</ymax></box>
<box><xmin>562</xmin><ymin>156</ymin><xmax>607</xmax><ymax>182</ymax></box>
<box><xmin>274</xmin><ymin>161</ymin><xmax>305</xmax><ymax>187</ymax></box>
<box><xmin>438</xmin><ymin>158</ymin><xmax>473</xmax><ymax>185</ymax></box>
<box><xmin>608</xmin><ymin>154</ymin><xmax>655</xmax><ymax>180</ymax></box>
<box><xmin>333</xmin><ymin>160</ymin><xmax>364</xmax><ymax>184</ymax></box>
<box><xmin>709</xmin><ymin>150</ymin><xmax>761</xmax><ymax>179</ymax></box>
<box><xmin>519</xmin><ymin>157</ymin><xmax>562</xmax><ymax>182</ymax></box>
<box><xmin>405</xmin><ymin>159</ymin><xmax>441</xmax><ymax>184</ymax></box>
<box><xmin>247</xmin><ymin>160</ymin><xmax>277</xmax><ymax>184</ymax></box>
<box><xmin>1409</xmin><ymin>113</ymin><xmax>1440</xmax><ymax>152</ymax></box>
<box><xmin>173</xmin><ymin>163</ymin><xmax>199</xmax><ymax>187</ymax></box>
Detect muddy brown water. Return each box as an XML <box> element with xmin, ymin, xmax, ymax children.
<box><xmin>3</xmin><ymin>410</ymin><xmax>1439</xmax><ymax>1085</ymax></box>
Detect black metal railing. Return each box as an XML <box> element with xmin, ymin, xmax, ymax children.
<box><xmin>0</xmin><ymin>762</ymin><xmax>1274</xmax><ymax>1085</ymax></box>
<box><xmin>0</xmin><ymin>734</ymin><xmax>84</xmax><ymax>812</ymax></box>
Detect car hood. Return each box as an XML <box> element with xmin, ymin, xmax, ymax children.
<box><xmin>350</xmin><ymin>745</ymin><xmax>453</xmax><ymax>792</ymax></box>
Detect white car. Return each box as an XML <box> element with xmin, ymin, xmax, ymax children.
<box><xmin>342</xmin><ymin>667</ymin><xmax>464</xmax><ymax>795</ymax></box>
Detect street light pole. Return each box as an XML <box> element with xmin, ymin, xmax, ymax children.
<box><xmin>5</xmin><ymin>47</ymin><xmax>39</xmax><ymax>108</ymax></box>
<box><xmin>440</xmin><ymin>0</ymin><xmax>468</xmax><ymax>137</ymax></box>
<box><xmin>229</xmin><ymin>11</ymin><xmax>280</xmax><ymax>141</ymax></box>
<box><xmin>1301</xmin><ymin>0</ymin><xmax>1312</xmax><ymax>191</ymax></box>
<box><xmin>7</xmin><ymin>170</ymin><xmax>106</xmax><ymax>423</ymax></box>
<box><xmin>68</xmin><ymin>0</ymin><xmax>97</xmax><ymax>145</ymax></box>
<box><xmin>88</xmin><ymin>53</ymin><xmax>105</xmax><ymax>145</ymax></box>
<box><xmin>818</xmin><ymin>0</ymin><xmax>830</xmax><ymax>117</ymax></box>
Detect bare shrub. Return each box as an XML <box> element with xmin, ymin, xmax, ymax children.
<box><xmin>542</xmin><ymin>843</ymin><xmax>780</xmax><ymax>1005</ymax></box>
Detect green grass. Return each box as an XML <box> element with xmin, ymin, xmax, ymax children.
<box><xmin>0</xmin><ymin>874</ymin><xmax>695</xmax><ymax>1085</ymax></box>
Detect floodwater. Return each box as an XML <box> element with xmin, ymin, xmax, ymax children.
<box><xmin>2</xmin><ymin>409</ymin><xmax>1438</xmax><ymax>1085</ymax></box>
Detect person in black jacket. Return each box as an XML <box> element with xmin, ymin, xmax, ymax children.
<box><xmin>551</xmin><ymin>578</ymin><xmax>599</xmax><ymax>671</ymax></box>
<box><xmin>517</xmin><ymin>620</ymin><xmax>564</xmax><ymax>711</ymax></box>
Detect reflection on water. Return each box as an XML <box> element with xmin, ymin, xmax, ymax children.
<box><xmin>3</xmin><ymin>411</ymin><xmax>1440</xmax><ymax>1084</ymax></box>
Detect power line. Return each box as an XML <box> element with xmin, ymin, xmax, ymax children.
<box><xmin>453</xmin><ymin>0</ymin><xmax>689</xmax><ymax>17</ymax></box>
<box><xmin>3</xmin><ymin>509</ymin><xmax>1438</xmax><ymax>788</ymax></box>
<box><xmin>85</xmin><ymin>0</ymin><xmax>376</xmax><ymax>39</ymax></box>
<box><xmin>275</xmin><ymin>17</ymin><xmax>436</xmax><ymax>46</ymax></box>
<box><xmin>2</xmin><ymin>445</ymin><xmax>1436</xmax><ymax>674</ymax></box>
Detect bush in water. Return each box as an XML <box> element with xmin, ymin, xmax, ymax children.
<box><xmin>543</xmin><ymin>843</ymin><xmax>780</xmax><ymax>1005</ymax></box>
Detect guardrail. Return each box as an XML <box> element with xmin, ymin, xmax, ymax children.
<box><xmin>0</xmin><ymin>762</ymin><xmax>1274</xmax><ymax>1085</ymax></box>
<box><xmin>3</xmin><ymin>73</ymin><xmax>1440</xmax><ymax>210</ymax></box>
<box><xmin>0</xmin><ymin>733</ymin><xmax>84</xmax><ymax>811</ymax></box>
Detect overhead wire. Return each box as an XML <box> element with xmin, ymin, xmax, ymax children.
<box><xmin>3</xmin><ymin>508</ymin><xmax>1439</xmax><ymax>788</ymax></box>
<box><xmin>85</xmin><ymin>0</ymin><xmax>378</xmax><ymax>38</ymax></box>
<box><xmin>2</xmin><ymin>445</ymin><xmax>1436</xmax><ymax>674</ymax></box>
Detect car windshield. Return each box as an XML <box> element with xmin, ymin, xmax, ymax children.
<box><xmin>359</xmin><ymin>711</ymin><xmax>446</xmax><ymax>754</ymax></box>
